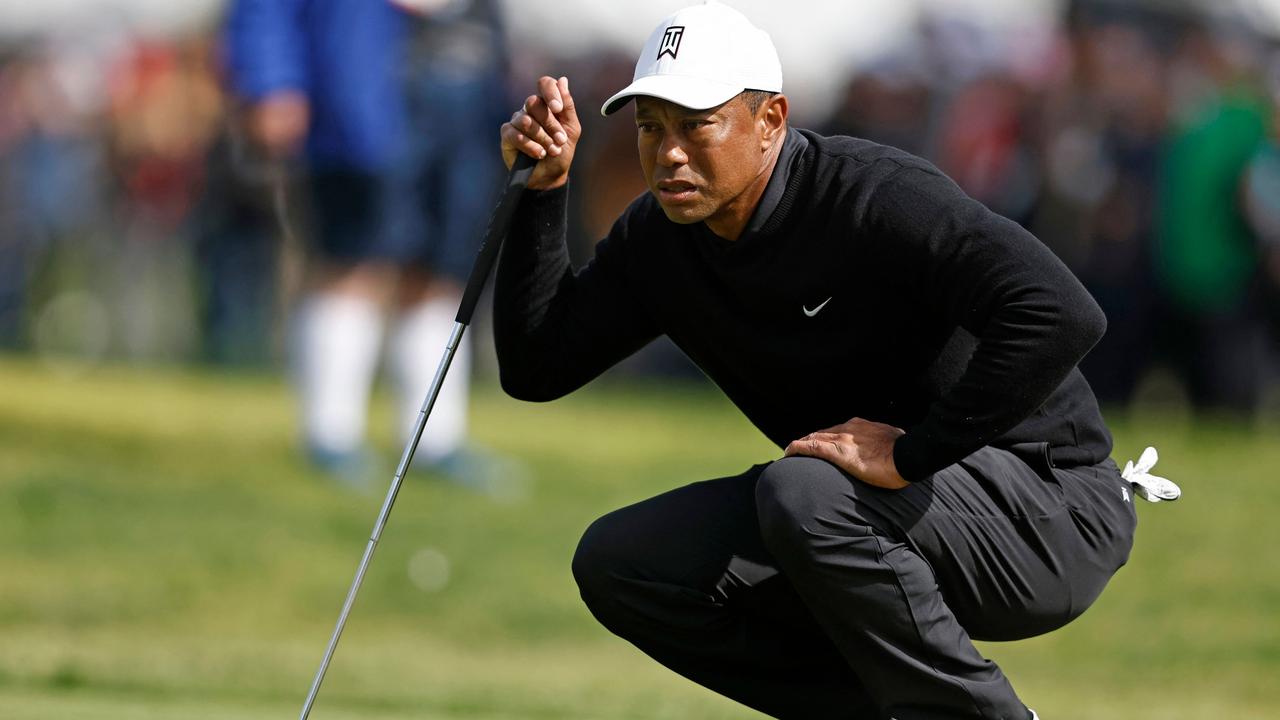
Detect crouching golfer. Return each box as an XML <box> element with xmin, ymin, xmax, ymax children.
<box><xmin>495</xmin><ymin>3</ymin><xmax>1145</xmax><ymax>718</ymax></box>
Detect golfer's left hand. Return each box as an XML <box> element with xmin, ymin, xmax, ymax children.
<box><xmin>784</xmin><ymin>418</ymin><xmax>909</xmax><ymax>490</ymax></box>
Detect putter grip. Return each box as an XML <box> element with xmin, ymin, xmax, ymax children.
<box><xmin>455</xmin><ymin>152</ymin><xmax>538</xmax><ymax>325</ymax></box>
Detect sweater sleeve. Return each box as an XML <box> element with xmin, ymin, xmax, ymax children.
<box><xmin>492</xmin><ymin>184</ymin><xmax>661</xmax><ymax>402</ymax></box>
<box><xmin>223</xmin><ymin>0</ymin><xmax>309</xmax><ymax>101</ymax></box>
<box><xmin>868</xmin><ymin>166</ymin><xmax>1108</xmax><ymax>481</ymax></box>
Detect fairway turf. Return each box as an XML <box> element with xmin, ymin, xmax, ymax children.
<box><xmin>1</xmin><ymin>356</ymin><xmax>1277</xmax><ymax>719</ymax></box>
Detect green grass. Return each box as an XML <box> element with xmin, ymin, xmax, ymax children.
<box><xmin>0</xmin><ymin>356</ymin><xmax>1277</xmax><ymax>719</ymax></box>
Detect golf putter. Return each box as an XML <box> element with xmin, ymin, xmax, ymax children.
<box><xmin>299</xmin><ymin>152</ymin><xmax>537</xmax><ymax>719</ymax></box>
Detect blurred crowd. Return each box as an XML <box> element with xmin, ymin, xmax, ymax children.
<box><xmin>1</xmin><ymin>0</ymin><xmax>1279</xmax><ymax>418</ymax></box>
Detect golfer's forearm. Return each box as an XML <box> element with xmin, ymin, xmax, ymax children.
<box><xmin>874</xmin><ymin>167</ymin><xmax>1108</xmax><ymax>480</ymax></box>
<box><xmin>494</xmin><ymin>185</ymin><xmax>658</xmax><ymax>401</ymax></box>
<box><xmin>493</xmin><ymin>275</ymin><xmax>593</xmax><ymax>403</ymax></box>
<box><xmin>894</xmin><ymin>284</ymin><xmax>1106</xmax><ymax>480</ymax></box>
<box><xmin>494</xmin><ymin>187</ymin><xmax>577</xmax><ymax>400</ymax></box>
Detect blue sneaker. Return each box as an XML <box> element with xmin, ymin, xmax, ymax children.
<box><xmin>417</xmin><ymin>445</ymin><xmax>532</xmax><ymax>503</ymax></box>
<box><xmin>306</xmin><ymin>445</ymin><xmax>378</xmax><ymax>492</ymax></box>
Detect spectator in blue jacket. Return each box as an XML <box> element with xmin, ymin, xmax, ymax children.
<box><xmin>225</xmin><ymin>0</ymin><xmax>512</xmax><ymax>486</ymax></box>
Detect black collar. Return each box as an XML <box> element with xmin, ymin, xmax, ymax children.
<box><xmin>740</xmin><ymin>126</ymin><xmax>808</xmax><ymax>241</ymax></box>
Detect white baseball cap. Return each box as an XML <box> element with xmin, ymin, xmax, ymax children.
<box><xmin>600</xmin><ymin>1</ymin><xmax>783</xmax><ymax>117</ymax></box>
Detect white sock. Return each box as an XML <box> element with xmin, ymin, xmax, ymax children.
<box><xmin>389</xmin><ymin>295</ymin><xmax>469</xmax><ymax>463</ymax></box>
<box><xmin>291</xmin><ymin>293</ymin><xmax>383</xmax><ymax>456</ymax></box>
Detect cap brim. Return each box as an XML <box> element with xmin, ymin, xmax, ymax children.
<box><xmin>600</xmin><ymin>74</ymin><xmax>745</xmax><ymax>116</ymax></box>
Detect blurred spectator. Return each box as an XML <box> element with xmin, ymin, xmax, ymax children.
<box><xmin>1243</xmin><ymin>53</ymin><xmax>1280</xmax><ymax>347</ymax></box>
<box><xmin>1156</xmin><ymin>23</ymin><xmax>1272</xmax><ymax>416</ymax></box>
<box><xmin>1044</xmin><ymin>19</ymin><xmax>1170</xmax><ymax>406</ymax></box>
<box><xmin>189</xmin><ymin>120</ymin><xmax>283</xmax><ymax>366</ymax></box>
<box><xmin>224</xmin><ymin>0</ymin><xmax>516</xmax><ymax>487</ymax></box>
<box><xmin>817</xmin><ymin>2</ymin><xmax>1280</xmax><ymax>418</ymax></box>
<box><xmin>107</xmin><ymin>40</ymin><xmax>221</xmax><ymax>231</ymax></box>
<box><xmin>934</xmin><ymin>73</ymin><xmax>1041</xmax><ymax>227</ymax></box>
<box><xmin>820</xmin><ymin>57</ymin><xmax>932</xmax><ymax>157</ymax></box>
<box><xmin>0</xmin><ymin>40</ymin><xmax>112</xmax><ymax>356</ymax></box>
<box><xmin>2</xmin><ymin>0</ymin><xmax>1280</xmax><ymax>419</ymax></box>
<box><xmin>105</xmin><ymin>37</ymin><xmax>223</xmax><ymax>360</ymax></box>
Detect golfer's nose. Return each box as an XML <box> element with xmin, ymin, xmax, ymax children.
<box><xmin>657</xmin><ymin>134</ymin><xmax>688</xmax><ymax>167</ymax></box>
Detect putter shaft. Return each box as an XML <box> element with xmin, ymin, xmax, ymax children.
<box><xmin>298</xmin><ymin>152</ymin><xmax>535</xmax><ymax>719</ymax></box>
<box><xmin>299</xmin><ymin>321</ymin><xmax>467</xmax><ymax>720</ymax></box>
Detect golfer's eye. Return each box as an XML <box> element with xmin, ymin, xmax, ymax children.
<box><xmin>637</xmin><ymin>122</ymin><xmax>660</xmax><ymax>134</ymax></box>
<box><xmin>683</xmin><ymin>120</ymin><xmax>710</xmax><ymax>132</ymax></box>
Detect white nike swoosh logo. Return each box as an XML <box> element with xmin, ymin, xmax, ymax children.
<box><xmin>802</xmin><ymin>297</ymin><xmax>833</xmax><ymax>317</ymax></box>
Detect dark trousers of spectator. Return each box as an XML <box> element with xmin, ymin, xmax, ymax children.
<box><xmin>572</xmin><ymin>448</ymin><xmax>1137</xmax><ymax>720</ymax></box>
<box><xmin>1174</xmin><ymin>307</ymin><xmax>1268</xmax><ymax>417</ymax></box>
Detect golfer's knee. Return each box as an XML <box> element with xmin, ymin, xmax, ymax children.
<box><xmin>571</xmin><ymin>512</ymin><xmax>627</xmax><ymax>606</ymax></box>
<box><xmin>756</xmin><ymin>457</ymin><xmax>861</xmax><ymax>556</ymax></box>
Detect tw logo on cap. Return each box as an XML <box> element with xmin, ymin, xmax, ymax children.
<box><xmin>657</xmin><ymin>25</ymin><xmax>685</xmax><ymax>60</ymax></box>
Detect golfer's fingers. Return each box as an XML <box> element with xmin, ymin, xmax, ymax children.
<box><xmin>784</xmin><ymin>433</ymin><xmax>850</xmax><ymax>459</ymax></box>
<box><xmin>513</xmin><ymin>105</ymin><xmax>563</xmax><ymax>156</ymax></box>
<box><xmin>533</xmin><ymin>78</ymin><xmax>570</xmax><ymax>145</ymax></box>
<box><xmin>523</xmin><ymin>97</ymin><xmax>567</xmax><ymax>150</ymax></box>
<box><xmin>500</xmin><ymin>119</ymin><xmax>549</xmax><ymax>161</ymax></box>
<box><xmin>811</xmin><ymin>432</ymin><xmax>854</xmax><ymax>456</ymax></box>
<box><xmin>783</xmin><ymin>437</ymin><xmax>839</xmax><ymax>464</ymax></box>
<box><xmin>556</xmin><ymin>76</ymin><xmax>580</xmax><ymax>129</ymax></box>
<box><xmin>537</xmin><ymin>75</ymin><xmax>564</xmax><ymax>114</ymax></box>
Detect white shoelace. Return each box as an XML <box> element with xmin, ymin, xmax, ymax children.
<box><xmin>1121</xmin><ymin>447</ymin><xmax>1181</xmax><ymax>502</ymax></box>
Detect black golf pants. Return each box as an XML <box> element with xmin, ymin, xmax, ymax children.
<box><xmin>571</xmin><ymin>447</ymin><xmax>1137</xmax><ymax>719</ymax></box>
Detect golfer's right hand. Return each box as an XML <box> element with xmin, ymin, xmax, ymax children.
<box><xmin>501</xmin><ymin>76</ymin><xmax>580</xmax><ymax>191</ymax></box>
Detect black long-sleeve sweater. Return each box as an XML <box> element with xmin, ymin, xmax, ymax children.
<box><xmin>493</xmin><ymin>128</ymin><xmax>1113</xmax><ymax>481</ymax></box>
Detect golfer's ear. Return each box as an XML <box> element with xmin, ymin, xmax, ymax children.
<box><xmin>760</xmin><ymin>94</ymin><xmax>788</xmax><ymax>148</ymax></box>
